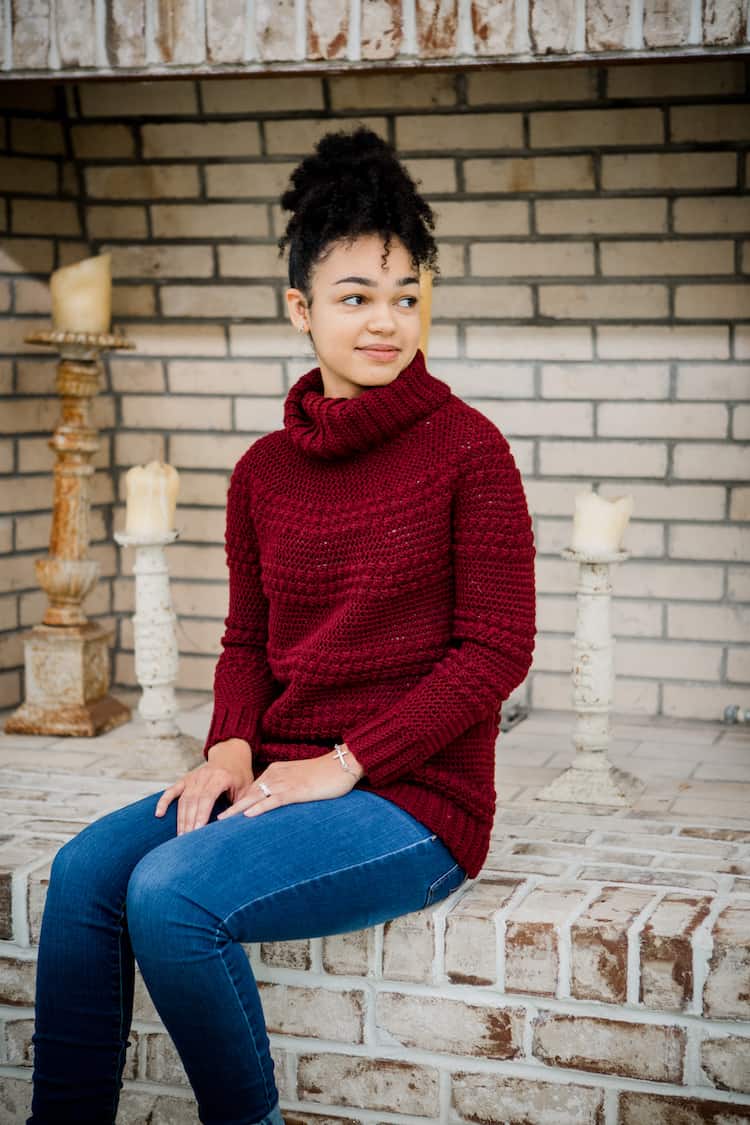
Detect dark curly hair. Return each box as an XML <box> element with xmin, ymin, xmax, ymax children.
<box><xmin>276</xmin><ymin>125</ymin><xmax>440</xmax><ymax>308</ymax></box>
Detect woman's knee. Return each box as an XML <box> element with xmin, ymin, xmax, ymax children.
<box><xmin>49</xmin><ymin>818</ymin><xmax>116</xmax><ymax>894</ymax></box>
<box><xmin>50</xmin><ymin>790</ymin><xmax>168</xmax><ymax>888</ymax></box>
<box><xmin>125</xmin><ymin>845</ymin><xmax>184</xmax><ymax>955</ymax></box>
<box><xmin>126</xmin><ymin>842</ymin><xmax>237</xmax><ymax>965</ymax></box>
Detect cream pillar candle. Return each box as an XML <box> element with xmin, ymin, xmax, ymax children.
<box><xmin>570</xmin><ymin>489</ymin><xmax>633</xmax><ymax>553</ymax></box>
<box><xmin>51</xmin><ymin>252</ymin><xmax>112</xmax><ymax>334</ymax></box>
<box><xmin>125</xmin><ymin>462</ymin><xmax>179</xmax><ymax>536</ymax></box>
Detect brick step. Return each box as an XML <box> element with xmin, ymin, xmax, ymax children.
<box><xmin>1</xmin><ymin>735</ymin><xmax>749</xmax><ymax>1122</ymax></box>
<box><xmin>1</xmin><ymin>852</ymin><xmax>749</xmax><ymax>1123</ymax></box>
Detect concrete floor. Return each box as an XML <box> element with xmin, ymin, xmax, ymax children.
<box><xmin>0</xmin><ymin>693</ymin><xmax>748</xmax><ymax>894</ymax></box>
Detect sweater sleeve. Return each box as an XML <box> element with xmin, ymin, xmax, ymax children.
<box><xmin>342</xmin><ymin>426</ymin><xmax>536</xmax><ymax>787</ymax></box>
<box><xmin>202</xmin><ymin>456</ymin><xmax>279</xmax><ymax>761</ymax></box>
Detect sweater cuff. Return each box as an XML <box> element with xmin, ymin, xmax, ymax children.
<box><xmin>202</xmin><ymin>700</ymin><xmax>263</xmax><ymax>761</ymax></box>
<box><xmin>341</xmin><ymin>643</ymin><xmax>530</xmax><ymax>788</ymax></box>
<box><xmin>343</xmin><ymin>710</ymin><xmax>452</xmax><ymax>789</ymax></box>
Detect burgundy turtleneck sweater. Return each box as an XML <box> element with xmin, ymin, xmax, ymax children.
<box><xmin>203</xmin><ymin>348</ymin><xmax>536</xmax><ymax>878</ymax></box>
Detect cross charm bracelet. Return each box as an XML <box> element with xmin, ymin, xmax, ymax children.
<box><xmin>333</xmin><ymin>743</ymin><xmax>356</xmax><ymax>773</ymax></box>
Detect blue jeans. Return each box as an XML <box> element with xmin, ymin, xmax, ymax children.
<box><xmin>27</xmin><ymin>785</ymin><xmax>468</xmax><ymax>1124</ymax></box>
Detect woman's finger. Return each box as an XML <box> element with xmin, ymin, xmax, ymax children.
<box><xmin>154</xmin><ymin>781</ymin><xmax>184</xmax><ymax>817</ymax></box>
<box><xmin>180</xmin><ymin>791</ymin><xmax>221</xmax><ymax>835</ymax></box>
<box><xmin>244</xmin><ymin>783</ymin><xmax>284</xmax><ymax>819</ymax></box>
<box><xmin>178</xmin><ymin>787</ymin><xmax>212</xmax><ymax>835</ymax></box>
<box><xmin>218</xmin><ymin>788</ymin><xmax>269</xmax><ymax>819</ymax></box>
<box><xmin>218</xmin><ymin>781</ymin><xmax>280</xmax><ymax>820</ymax></box>
<box><xmin>244</xmin><ymin>793</ymin><xmax>282</xmax><ymax>817</ymax></box>
<box><xmin>216</xmin><ymin>795</ymin><xmax>254</xmax><ymax>819</ymax></box>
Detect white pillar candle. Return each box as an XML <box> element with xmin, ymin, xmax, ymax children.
<box><xmin>50</xmin><ymin>252</ymin><xmax>112</xmax><ymax>334</ymax></box>
<box><xmin>571</xmin><ymin>489</ymin><xmax>633</xmax><ymax>553</ymax></box>
<box><xmin>125</xmin><ymin>461</ymin><xmax>179</xmax><ymax>536</ymax></box>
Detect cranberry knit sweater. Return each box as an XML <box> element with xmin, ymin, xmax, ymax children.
<box><xmin>203</xmin><ymin>348</ymin><xmax>536</xmax><ymax>878</ymax></box>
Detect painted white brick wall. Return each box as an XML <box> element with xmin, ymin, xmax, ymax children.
<box><xmin>0</xmin><ymin>58</ymin><xmax>748</xmax><ymax>721</ymax></box>
<box><xmin>2</xmin><ymin>0</ymin><xmax>749</xmax><ymax>77</ymax></box>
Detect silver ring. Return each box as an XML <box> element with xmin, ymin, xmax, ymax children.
<box><xmin>257</xmin><ymin>780</ymin><xmax>272</xmax><ymax>798</ymax></box>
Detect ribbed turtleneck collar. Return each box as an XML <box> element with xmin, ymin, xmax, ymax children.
<box><xmin>283</xmin><ymin>348</ymin><xmax>452</xmax><ymax>461</ymax></box>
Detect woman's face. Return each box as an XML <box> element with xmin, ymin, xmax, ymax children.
<box><xmin>285</xmin><ymin>233</ymin><xmax>423</xmax><ymax>400</ymax></box>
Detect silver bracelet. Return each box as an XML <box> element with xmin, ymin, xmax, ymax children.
<box><xmin>333</xmin><ymin>743</ymin><xmax>357</xmax><ymax>774</ymax></box>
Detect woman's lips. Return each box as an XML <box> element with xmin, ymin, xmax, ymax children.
<box><xmin>358</xmin><ymin>347</ymin><xmax>400</xmax><ymax>360</ymax></box>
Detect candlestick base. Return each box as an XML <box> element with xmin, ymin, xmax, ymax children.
<box><xmin>115</xmin><ymin>725</ymin><xmax>205</xmax><ymax>776</ymax></box>
<box><xmin>4</xmin><ymin>621</ymin><xmax>130</xmax><ymax>737</ymax></box>
<box><xmin>537</xmin><ymin>757</ymin><xmax>645</xmax><ymax>806</ymax></box>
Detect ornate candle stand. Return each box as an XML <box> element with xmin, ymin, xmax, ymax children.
<box><xmin>537</xmin><ymin>545</ymin><xmax>645</xmax><ymax>806</ymax></box>
<box><xmin>6</xmin><ymin>329</ymin><xmax>134</xmax><ymax>737</ymax></box>
<box><xmin>113</xmin><ymin>528</ymin><xmax>202</xmax><ymax>765</ymax></box>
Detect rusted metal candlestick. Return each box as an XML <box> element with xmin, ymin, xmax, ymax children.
<box><xmin>5</xmin><ymin>329</ymin><xmax>134</xmax><ymax>737</ymax></box>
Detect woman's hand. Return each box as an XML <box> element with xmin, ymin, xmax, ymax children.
<box><xmin>217</xmin><ymin>749</ymin><xmax>363</xmax><ymax>821</ymax></box>
<box><xmin>154</xmin><ymin>739</ymin><xmax>254</xmax><ymax>835</ymax></box>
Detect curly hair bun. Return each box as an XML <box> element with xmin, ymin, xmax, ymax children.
<box><xmin>281</xmin><ymin>127</ymin><xmax>398</xmax><ymax>209</ymax></box>
<box><xmin>277</xmin><ymin>125</ymin><xmax>439</xmax><ymax>297</ymax></box>
<box><xmin>316</xmin><ymin>125</ymin><xmax>394</xmax><ymax>166</ymax></box>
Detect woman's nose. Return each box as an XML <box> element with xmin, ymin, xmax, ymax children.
<box><xmin>367</xmin><ymin>303</ymin><xmax>397</xmax><ymax>331</ymax></box>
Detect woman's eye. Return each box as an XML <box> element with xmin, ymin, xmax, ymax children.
<box><xmin>342</xmin><ymin>295</ymin><xmax>418</xmax><ymax>307</ymax></box>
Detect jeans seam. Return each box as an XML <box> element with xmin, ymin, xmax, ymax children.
<box><xmin>219</xmin><ymin>831</ymin><xmax>439</xmax><ymax>933</ymax></box>
<box><xmin>425</xmin><ymin>861</ymin><xmax>461</xmax><ymax>905</ymax></box>
<box><xmin>110</xmin><ymin>901</ymin><xmax>127</xmax><ymax>1125</ymax></box>
<box><xmin>213</xmin><ymin>927</ymin><xmax>278</xmax><ymax>1115</ymax></box>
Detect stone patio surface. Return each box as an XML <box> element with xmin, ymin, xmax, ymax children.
<box><xmin>2</xmin><ymin>697</ymin><xmax>748</xmax><ymax>896</ymax></box>
<box><xmin>0</xmin><ymin>695</ymin><xmax>748</xmax><ymax>1122</ymax></box>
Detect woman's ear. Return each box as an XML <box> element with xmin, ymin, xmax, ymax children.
<box><xmin>285</xmin><ymin>287</ymin><xmax>308</xmax><ymax>330</ymax></box>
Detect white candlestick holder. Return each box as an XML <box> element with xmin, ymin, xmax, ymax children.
<box><xmin>114</xmin><ymin>528</ymin><xmax>202</xmax><ymax>767</ymax></box>
<box><xmin>536</xmin><ymin>545</ymin><xmax>645</xmax><ymax>806</ymax></box>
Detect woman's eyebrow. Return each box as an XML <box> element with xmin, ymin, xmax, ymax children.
<box><xmin>332</xmin><ymin>276</ymin><xmax>420</xmax><ymax>287</ymax></box>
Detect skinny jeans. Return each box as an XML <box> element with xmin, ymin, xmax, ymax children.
<box><xmin>27</xmin><ymin>785</ymin><xmax>468</xmax><ymax>1124</ymax></box>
